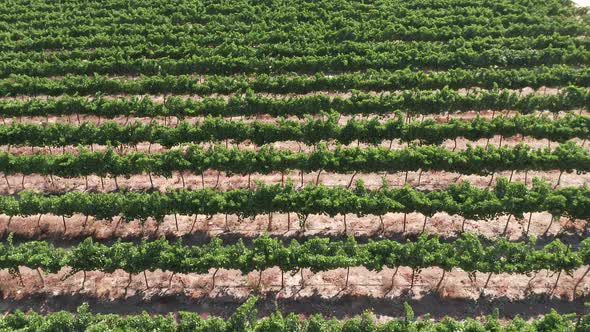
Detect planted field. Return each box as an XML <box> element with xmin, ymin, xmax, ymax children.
<box><xmin>1</xmin><ymin>0</ymin><xmax>590</xmax><ymax>330</ymax></box>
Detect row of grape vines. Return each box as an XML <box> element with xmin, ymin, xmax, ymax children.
<box><xmin>2</xmin><ymin>234</ymin><xmax>588</xmax><ymax>277</ymax></box>
<box><xmin>2</xmin><ymin>86</ymin><xmax>587</xmax><ymax>120</ymax></box>
<box><xmin>0</xmin><ymin>179</ymin><xmax>586</xmax><ymax>222</ymax></box>
<box><xmin>3</xmin><ymin>68</ymin><xmax>590</xmax><ymax>95</ymax></box>
<box><xmin>0</xmin><ymin>113</ymin><xmax>587</xmax><ymax>147</ymax></box>
<box><xmin>3</xmin><ymin>44</ymin><xmax>590</xmax><ymax>76</ymax></box>
<box><xmin>0</xmin><ymin>143</ymin><xmax>585</xmax><ymax>179</ymax></box>
<box><xmin>4</xmin><ymin>34</ymin><xmax>589</xmax><ymax>62</ymax></box>
<box><xmin>1</xmin><ymin>298</ymin><xmax>585</xmax><ymax>332</ymax></box>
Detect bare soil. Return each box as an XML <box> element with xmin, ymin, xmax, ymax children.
<box><xmin>0</xmin><ymin>85</ymin><xmax>579</xmax><ymax>101</ymax></box>
<box><xmin>0</xmin><ymin>292</ymin><xmax>585</xmax><ymax>322</ymax></box>
<box><xmin>0</xmin><ymin>265</ymin><xmax>588</xmax><ymax>320</ymax></box>
<box><xmin>1</xmin><ymin>164</ymin><xmax>587</xmax><ymax>195</ymax></box>
<box><xmin>0</xmin><ymin>211</ymin><xmax>585</xmax><ymax>243</ymax></box>
<box><xmin>3</xmin><ymin>109</ymin><xmax>588</xmax><ymax>126</ymax></box>
<box><xmin>1</xmin><ymin>133</ymin><xmax>586</xmax><ymax>156</ymax></box>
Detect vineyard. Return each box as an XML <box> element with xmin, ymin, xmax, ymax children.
<box><xmin>1</xmin><ymin>0</ymin><xmax>590</xmax><ymax>329</ymax></box>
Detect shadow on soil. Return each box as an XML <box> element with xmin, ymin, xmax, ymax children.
<box><xmin>0</xmin><ymin>292</ymin><xmax>587</xmax><ymax>320</ymax></box>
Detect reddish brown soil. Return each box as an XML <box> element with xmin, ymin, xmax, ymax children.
<box><xmin>0</xmin><ymin>85</ymin><xmax>579</xmax><ymax>101</ymax></box>
<box><xmin>3</xmin><ymin>108</ymin><xmax>588</xmax><ymax>126</ymax></box>
<box><xmin>1</xmin><ymin>165</ymin><xmax>587</xmax><ymax>196</ymax></box>
<box><xmin>0</xmin><ymin>265</ymin><xmax>587</xmax><ymax>319</ymax></box>
<box><xmin>1</xmin><ymin>134</ymin><xmax>587</xmax><ymax>157</ymax></box>
<box><xmin>0</xmin><ymin>211</ymin><xmax>585</xmax><ymax>242</ymax></box>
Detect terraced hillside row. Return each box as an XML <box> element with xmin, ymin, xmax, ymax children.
<box><xmin>0</xmin><ymin>0</ymin><xmax>589</xmax><ymax>326</ymax></box>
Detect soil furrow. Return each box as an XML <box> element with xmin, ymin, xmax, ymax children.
<box><xmin>0</xmin><ymin>211</ymin><xmax>585</xmax><ymax>243</ymax></box>
<box><xmin>0</xmin><ymin>266</ymin><xmax>587</xmax><ymax>320</ymax></box>
<box><xmin>0</xmin><ymin>166</ymin><xmax>586</xmax><ymax>195</ymax></box>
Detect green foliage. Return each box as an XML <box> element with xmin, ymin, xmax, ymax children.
<box><xmin>0</xmin><ymin>300</ymin><xmax>586</xmax><ymax>331</ymax></box>
<box><xmin>0</xmin><ymin>143</ymin><xmax>588</xmax><ymax>180</ymax></box>
<box><xmin>1</xmin><ymin>178</ymin><xmax>588</xmax><ymax>222</ymax></box>
<box><xmin>0</xmin><ymin>233</ymin><xmax>586</xmax><ymax>276</ymax></box>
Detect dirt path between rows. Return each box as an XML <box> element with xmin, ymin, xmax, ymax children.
<box><xmin>2</xmin><ymin>134</ymin><xmax>586</xmax><ymax>156</ymax></box>
<box><xmin>0</xmin><ymin>266</ymin><xmax>588</xmax><ymax>320</ymax></box>
<box><xmin>3</xmin><ymin>109</ymin><xmax>588</xmax><ymax>126</ymax></box>
<box><xmin>1</xmin><ymin>211</ymin><xmax>585</xmax><ymax>244</ymax></box>
<box><xmin>1</xmin><ymin>165</ymin><xmax>586</xmax><ymax>195</ymax></box>
<box><xmin>0</xmin><ymin>86</ymin><xmax>575</xmax><ymax>101</ymax></box>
